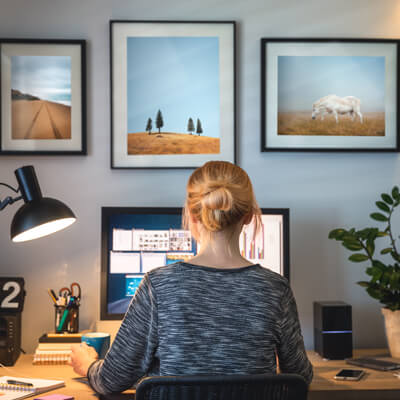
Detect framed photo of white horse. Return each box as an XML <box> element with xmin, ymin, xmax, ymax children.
<box><xmin>261</xmin><ymin>39</ymin><xmax>400</xmax><ymax>152</ymax></box>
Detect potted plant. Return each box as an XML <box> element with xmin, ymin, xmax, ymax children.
<box><xmin>329</xmin><ymin>186</ymin><xmax>400</xmax><ymax>357</ymax></box>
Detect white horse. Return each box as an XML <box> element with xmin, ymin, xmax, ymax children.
<box><xmin>312</xmin><ymin>95</ymin><xmax>363</xmax><ymax>123</ymax></box>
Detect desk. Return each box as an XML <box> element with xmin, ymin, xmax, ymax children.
<box><xmin>308</xmin><ymin>349</ymin><xmax>400</xmax><ymax>400</ymax></box>
<box><xmin>0</xmin><ymin>355</ymin><xmax>133</xmax><ymax>399</ymax></box>
<box><xmin>2</xmin><ymin>350</ymin><xmax>400</xmax><ymax>400</ymax></box>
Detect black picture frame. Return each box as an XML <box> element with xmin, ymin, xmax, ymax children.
<box><xmin>0</xmin><ymin>39</ymin><xmax>86</xmax><ymax>155</ymax></box>
<box><xmin>261</xmin><ymin>38</ymin><xmax>400</xmax><ymax>152</ymax></box>
<box><xmin>110</xmin><ymin>20</ymin><xmax>236</xmax><ymax>169</ymax></box>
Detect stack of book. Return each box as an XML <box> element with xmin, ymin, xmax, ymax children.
<box><xmin>33</xmin><ymin>333</ymin><xmax>82</xmax><ymax>365</ymax></box>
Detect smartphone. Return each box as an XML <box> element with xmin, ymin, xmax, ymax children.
<box><xmin>334</xmin><ymin>369</ymin><xmax>365</xmax><ymax>381</ymax></box>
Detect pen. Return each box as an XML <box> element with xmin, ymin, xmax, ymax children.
<box><xmin>47</xmin><ymin>289</ymin><xmax>57</xmax><ymax>305</ymax></box>
<box><xmin>6</xmin><ymin>380</ymin><xmax>33</xmax><ymax>387</ymax></box>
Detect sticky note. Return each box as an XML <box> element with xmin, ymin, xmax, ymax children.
<box><xmin>34</xmin><ymin>395</ymin><xmax>74</xmax><ymax>400</ymax></box>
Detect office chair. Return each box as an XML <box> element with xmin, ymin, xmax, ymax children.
<box><xmin>135</xmin><ymin>373</ymin><xmax>308</xmax><ymax>400</ymax></box>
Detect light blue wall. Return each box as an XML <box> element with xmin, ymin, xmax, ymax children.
<box><xmin>1</xmin><ymin>0</ymin><xmax>400</xmax><ymax>352</ymax></box>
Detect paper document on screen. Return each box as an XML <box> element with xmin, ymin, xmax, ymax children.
<box><xmin>110</xmin><ymin>251</ymin><xmax>140</xmax><ymax>273</ymax></box>
<box><xmin>142</xmin><ymin>252</ymin><xmax>167</xmax><ymax>273</ymax></box>
<box><xmin>239</xmin><ymin>215</ymin><xmax>282</xmax><ymax>275</ymax></box>
<box><xmin>132</xmin><ymin>229</ymin><xmax>170</xmax><ymax>251</ymax></box>
<box><xmin>113</xmin><ymin>228</ymin><xmax>133</xmax><ymax>251</ymax></box>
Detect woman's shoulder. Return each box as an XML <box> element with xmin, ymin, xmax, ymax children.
<box><xmin>145</xmin><ymin>261</ymin><xmax>184</xmax><ymax>283</ymax></box>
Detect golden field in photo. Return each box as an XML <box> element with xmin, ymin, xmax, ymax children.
<box><xmin>278</xmin><ymin>112</ymin><xmax>385</xmax><ymax>136</ymax></box>
<box><xmin>127</xmin><ymin>132</ymin><xmax>220</xmax><ymax>155</ymax></box>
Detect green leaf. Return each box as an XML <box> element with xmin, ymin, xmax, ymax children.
<box><xmin>342</xmin><ymin>235</ymin><xmax>358</xmax><ymax>243</ymax></box>
<box><xmin>376</xmin><ymin>201</ymin><xmax>391</xmax><ymax>213</ymax></box>
<box><xmin>370</xmin><ymin>212</ymin><xmax>389</xmax><ymax>222</ymax></box>
<box><xmin>391</xmin><ymin>252</ymin><xmax>400</xmax><ymax>263</ymax></box>
<box><xmin>328</xmin><ymin>228</ymin><xmax>346</xmax><ymax>240</ymax></box>
<box><xmin>381</xmin><ymin>247</ymin><xmax>393</xmax><ymax>255</ymax></box>
<box><xmin>366</xmin><ymin>286</ymin><xmax>382</xmax><ymax>300</ymax></box>
<box><xmin>349</xmin><ymin>253</ymin><xmax>369</xmax><ymax>262</ymax></box>
<box><xmin>357</xmin><ymin>281</ymin><xmax>370</xmax><ymax>287</ymax></box>
<box><xmin>366</xmin><ymin>267</ymin><xmax>374</xmax><ymax>276</ymax></box>
<box><xmin>343</xmin><ymin>242</ymin><xmax>363</xmax><ymax>251</ymax></box>
<box><xmin>392</xmin><ymin>186</ymin><xmax>400</xmax><ymax>201</ymax></box>
<box><xmin>377</xmin><ymin>231</ymin><xmax>388</xmax><ymax>237</ymax></box>
<box><xmin>366</xmin><ymin>240</ymin><xmax>375</xmax><ymax>256</ymax></box>
<box><xmin>372</xmin><ymin>260</ymin><xmax>387</xmax><ymax>269</ymax></box>
<box><xmin>382</xmin><ymin>193</ymin><xmax>394</xmax><ymax>205</ymax></box>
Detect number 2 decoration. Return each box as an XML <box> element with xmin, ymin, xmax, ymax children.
<box><xmin>0</xmin><ymin>278</ymin><xmax>25</xmax><ymax>312</ymax></box>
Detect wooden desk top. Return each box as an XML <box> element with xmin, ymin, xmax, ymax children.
<box><xmin>0</xmin><ymin>355</ymin><xmax>100</xmax><ymax>399</ymax></box>
<box><xmin>2</xmin><ymin>349</ymin><xmax>400</xmax><ymax>400</ymax></box>
<box><xmin>308</xmin><ymin>348</ymin><xmax>400</xmax><ymax>392</ymax></box>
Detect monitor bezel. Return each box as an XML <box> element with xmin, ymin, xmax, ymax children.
<box><xmin>100</xmin><ymin>206</ymin><xmax>290</xmax><ymax>320</ymax></box>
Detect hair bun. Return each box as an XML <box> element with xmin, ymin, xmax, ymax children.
<box><xmin>201</xmin><ymin>185</ymin><xmax>233</xmax><ymax>212</ymax></box>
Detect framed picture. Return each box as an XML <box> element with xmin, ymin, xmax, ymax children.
<box><xmin>0</xmin><ymin>39</ymin><xmax>86</xmax><ymax>155</ymax></box>
<box><xmin>110</xmin><ymin>20</ymin><xmax>236</xmax><ymax>168</ymax></box>
<box><xmin>261</xmin><ymin>38</ymin><xmax>400</xmax><ymax>152</ymax></box>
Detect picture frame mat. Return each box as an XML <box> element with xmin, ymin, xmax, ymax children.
<box><xmin>263</xmin><ymin>41</ymin><xmax>397</xmax><ymax>149</ymax></box>
<box><xmin>111</xmin><ymin>21</ymin><xmax>235</xmax><ymax>168</ymax></box>
<box><xmin>1</xmin><ymin>43</ymin><xmax>82</xmax><ymax>152</ymax></box>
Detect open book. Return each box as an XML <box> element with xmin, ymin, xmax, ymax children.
<box><xmin>0</xmin><ymin>376</ymin><xmax>64</xmax><ymax>400</ymax></box>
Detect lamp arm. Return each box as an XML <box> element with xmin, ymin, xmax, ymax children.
<box><xmin>0</xmin><ymin>182</ymin><xmax>22</xmax><ymax>211</ymax></box>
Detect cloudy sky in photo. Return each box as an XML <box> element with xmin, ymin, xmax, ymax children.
<box><xmin>11</xmin><ymin>55</ymin><xmax>71</xmax><ymax>106</ymax></box>
<box><xmin>278</xmin><ymin>56</ymin><xmax>385</xmax><ymax>113</ymax></box>
<box><xmin>127</xmin><ymin>36</ymin><xmax>220</xmax><ymax>137</ymax></box>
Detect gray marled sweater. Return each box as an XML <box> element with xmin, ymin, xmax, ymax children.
<box><xmin>88</xmin><ymin>262</ymin><xmax>313</xmax><ymax>394</ymax></box>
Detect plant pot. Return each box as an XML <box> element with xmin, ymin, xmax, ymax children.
<box><xmin>382</xmin><ymin>308</ymin><xmax>400</xmax><ymax>358</ymax></box>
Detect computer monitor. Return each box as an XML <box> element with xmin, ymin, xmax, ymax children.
<box><xmin>100</xmin><ymin>207</ymin><xmax>289</xmax><ymax>320</ymax></box>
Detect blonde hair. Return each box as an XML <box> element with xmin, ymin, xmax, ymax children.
<box><xmin>183</xmin><ymin>161</ymin><xmax>261</xmax><ymax>239</ymax></box>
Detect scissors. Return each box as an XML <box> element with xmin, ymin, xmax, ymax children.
<box><xmin>59</xmin><ymin>282</ymin><xmax>81</xmax><ymax>300</ymax></box>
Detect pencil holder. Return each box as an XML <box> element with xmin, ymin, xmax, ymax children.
<box><xmin>54</xmin><ymin>304</ymin><xmax>79</xmax><ymax>333</ymax></box>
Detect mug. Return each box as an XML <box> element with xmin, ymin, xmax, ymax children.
<box><xmin>81</xmin><ymin>332</ymin><xmax>110</xmax><ymax>359</ymax></box>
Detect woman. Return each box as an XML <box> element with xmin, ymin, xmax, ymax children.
<box><xmin>71</xmin><ymin>161</ymin><xmax>313</xmax><ymax>394</ymax></box>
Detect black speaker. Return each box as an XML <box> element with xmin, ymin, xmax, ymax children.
<box><xmin>314</xmin><ymin>301</ymin><xmax>353</xmax><ymax>360</ymax></box>
<box><xmin>0</xmin><ymin>313</ymin><xmax>21</xmax><ymax>366</ymax></box>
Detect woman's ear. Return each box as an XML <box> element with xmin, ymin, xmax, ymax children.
<box><xmin>190</xmin><ymin>213</ymin><xmax>198</xmax><ymax>224</ymax></box>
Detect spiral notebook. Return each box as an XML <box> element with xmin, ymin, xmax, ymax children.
<box><xmin>0</xmin><ymin>376</ymin><xmax>64</xmax><ymax>400</ymax></box>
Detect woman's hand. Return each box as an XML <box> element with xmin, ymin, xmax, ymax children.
<box><xmin>70</xmin><ymin>343</ymin><xmax>99</xmax><ymax>376</ymax></box>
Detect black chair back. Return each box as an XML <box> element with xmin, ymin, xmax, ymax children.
<box><xmin>135</xmin><ymin>373</ymin><xmax>308</xmax><ymax>400</ymax></box>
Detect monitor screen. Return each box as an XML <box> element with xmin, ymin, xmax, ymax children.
<box><xmin>101</xmin><ymin>207</ymin><xmax>289</xmax><ymax>320</ymax></box>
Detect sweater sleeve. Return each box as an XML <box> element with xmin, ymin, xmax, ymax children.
<box><xmin>276</xmin><ymin>284</ymin><xmax>313</xmax><ymax>385</ymax></box>
<box><xmin>88</xmin><ymin>274</ymin><xmax>158</xmax><ymax>394</ymax></box>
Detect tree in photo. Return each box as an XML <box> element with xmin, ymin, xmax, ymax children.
<box><xmin>156</xmin><ymin>110</ymin><xmax>164</xmax><ymax>134</ymax></box>
<box><xmin>146</xmin><ymin>118</ymin><xmax>152</xmax><ymax>135</ymax></box>
<box><xmin>196</xmin><ymin>119</ymin><xmax>203</xmax><ymax>136</ymax></box>
<box><xmin>187</xmin><ymin>118</ymin><xmax>195</xmax><ymax>135</ymax></box>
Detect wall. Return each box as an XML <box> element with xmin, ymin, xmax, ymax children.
<box><xmin>1</xmin><ymin>0</ymin><xmax>400</xmax><ymax>353</ymax></box>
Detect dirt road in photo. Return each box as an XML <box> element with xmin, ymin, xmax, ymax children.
<box><xmin>12</xmin><ymin>100</ymin><xmax>71</xmax><ymax>140</ymax></box>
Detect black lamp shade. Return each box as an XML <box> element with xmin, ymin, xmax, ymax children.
<box><xmin>11</xmin><ymin>197</ymin><xmax>76</xmax><ymax>242</ymax></box>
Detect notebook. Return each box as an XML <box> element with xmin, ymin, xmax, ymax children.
<box><xmin>0</xmin><ymin>376</ymin><xmax>65</xmax><ymax>400</ymax></box>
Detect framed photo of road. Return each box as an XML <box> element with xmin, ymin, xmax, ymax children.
<box><xmin>0</xmin><ymin>39</ymin><xmax>86</xmax><ymax>155</ymax></box>
<box><xmin>261</xmin><ymin>39</ymin><xmax>400</xmax><ymax>152</ymax></box>
<box><xmin>110</xmin><ymin>21</ymin><xmax>236</xmax><ymax>168</ymax></box>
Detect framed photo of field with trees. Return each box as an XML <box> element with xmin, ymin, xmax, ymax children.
<box><xmin>0</xmin><ymin>39</ymin><xmax>86</xmax><ymax>155</ymax></box>
<box><xmin>110</xmin><ymin>20</ymin><xmax>236</xmax><ymax>168</ymax></box>
<box><xmin>261</xmin><ymin>38</ymin><xmax>400</xmax><ymax>152</ymax></box>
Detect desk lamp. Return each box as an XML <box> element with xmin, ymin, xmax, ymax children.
<box><xmin>0</xmin><ymin>165</ymin><xmax>76</xmax><ymax>242</ymax></box>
